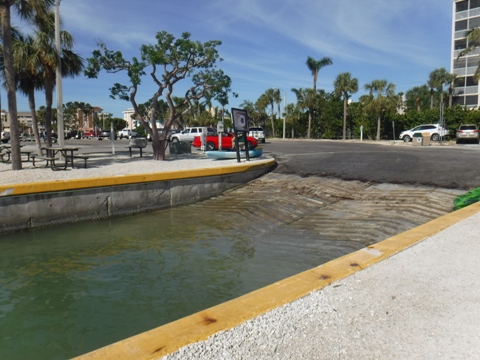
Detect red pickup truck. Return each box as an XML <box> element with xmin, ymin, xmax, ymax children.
<box><xmin>192</xmin><ymin>132</ymin><xmax>257</xmax><ymax>151</ymax></box>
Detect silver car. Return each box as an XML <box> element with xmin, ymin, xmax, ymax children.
<box><xmin>456</xmin><ymin>124</ymin><xmax>479</xmax><ymax>144</ymax></box>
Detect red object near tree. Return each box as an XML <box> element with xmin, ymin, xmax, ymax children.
<box><xmin>192</xmin><ymin>132</ymin><xmax>258</xmax><ymax>150</ymax></box>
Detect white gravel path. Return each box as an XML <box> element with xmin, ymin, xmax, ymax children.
<box><xmin>160</xmin><ymin>211</ymin><xmax>480</xmax><ymax>359</ymax></box>
<box><xmin>0</xmin><ymin>152</ymin><xmax>268</xmax><ymax>186</ymax></box>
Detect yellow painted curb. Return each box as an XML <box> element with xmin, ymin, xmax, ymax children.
<box><xmin>0</xmin><ymin>159</ymin><xmax>275</xmax><ymax>197</ymax></box>
<box><xmin>75</xmin><ymin>200</ymin><xmax>480</xmax><ymax>360</ymax></box>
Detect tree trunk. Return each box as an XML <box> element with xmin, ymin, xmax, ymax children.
<box><xmin>342</xmin><ymin>97</ymin><xmax>347</xmax><ymax>140</ymax></box>
<box><xmin>307</xmin><ymin>111</ymin><xmax>312</xmax><ymax>139</ymax></box>
<box><xmin>0</xmin><ymin>4</ymin><xmax>22</xmax><ymax>170</ymax></box>
<box><xmin>152</xmin><ymin>139</ymin><xmax>166</xmax><ymax>160</ymax></box>
<box><xmin>270</xmin><ymin>103</ymin><xmax>275</xmax><ymax>138</ymax></box>
<box><xmin>44</xmin><ymin>71</ymin><xmax>54</xmax><ymax>147</ymax></box>
<box><xmin>376</xmin><ymin>113</ymin><xmax>381</xmax><ymax>141</ymax></box>
<box><xmin>27</xmin><ymin>89</ymin><xmax>43</xmax><ymax>155</ymax></box>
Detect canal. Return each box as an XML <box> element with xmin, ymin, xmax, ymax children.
<box><xmin>0</xmin><ymin>172</ymin><xmax>461</xmax><ymax>359</ymax></box>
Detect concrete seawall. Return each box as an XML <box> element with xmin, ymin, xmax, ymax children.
<box><xmin>0</xmin><ymin>159</ymin><xmax>276</xmax><ymax>234</ymax></box>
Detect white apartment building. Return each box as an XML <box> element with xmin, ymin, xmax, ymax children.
<box><xmin>452</xmin><ymin>0</ymin><xmax>480</xmax><ymax>107</ymax></box>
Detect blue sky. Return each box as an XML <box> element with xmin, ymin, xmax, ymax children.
<box><xmin>13</xmin><ymin>0</ymin><xmax>453</xmax><ymax>119</ymax></box>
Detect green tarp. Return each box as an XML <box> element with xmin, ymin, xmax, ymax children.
<box><xmin>454</xmin><ymin>187</ymin><xmax>480</xmax><ymax>210</ymax></box>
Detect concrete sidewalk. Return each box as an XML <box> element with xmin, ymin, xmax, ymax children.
<box><xmin>77</xmin><ymin>199</ymin><xmax>480</xmax><ymax>359</ymax></box>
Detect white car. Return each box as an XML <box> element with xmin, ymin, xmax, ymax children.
<box><xmin>1</xmin><ymin>131</ymin><xmax>10</xmax><ymax>143</ymax></box>
<box><xmin>117</xmin><ymin>129</ymin><xmax>137</xmax><ymax>139</ymax></box>
<box><xmin>399</xmin><ymin>124</ymin><xmax>449</xmax><ymax>142</ymax></box>
<box><xmin>170</xmin><ymin>126</ymin><xmax>216</xmax><ymax>143</ymax></box>
<box><xmin>249</xmin><ymin>127</ymin><xmax>265</xmax><ymax>143</ymax></box>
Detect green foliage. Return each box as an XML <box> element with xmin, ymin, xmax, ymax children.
<box><xmin>85</xmin><ymin>31</ymin><xmax>233</xmax><ymax>160</ymax></box>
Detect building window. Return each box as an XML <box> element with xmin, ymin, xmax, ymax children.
<box><xmin>457</xmin><ymin>1</ymin><xmax>469</xmax><ymax>12</ymax></box>
<box><xmin>467</xmin><ymin>57</ymin><xmax>480</xmax><ymax>67</ymax></box>
<box><xmin>455</xmin><ymin>58</ymin><xmax>467</xmax><ymax>69</ymax></box>
<box><xmin>455</xmin><ymin>39</ymin><xmax>467</xmax><ymax>50</ymax></box>
<box><xmin>456</xmin><ymin>19</ymin><xmax>468</xmax><ymax>31</ymax></box>
<box><xmin>469</xmin><ymin>16</ymin><xmax>480</xmax><ymax>28</ymax></box>
<box><xmin>465</xmin><ymin>95</ymin><xmax>478</xmax><ymax>105</ymax></box>
<box><xmin>471</xmin><ymin>0</ymin><xmax>480</xmax><ymax>9</ymax></box>
<box><xmin>466</xmin><ymin>76</ymin><xmax>478</xmax><ymax>86</ymax></box>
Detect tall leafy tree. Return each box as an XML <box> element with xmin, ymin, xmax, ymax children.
<box><xmin>85</xmin><ymin>31</ymin><xmax>233</xmax><ymax>160</ymax></box>
<box><xmin>292</xmin><ymin>87</ymin><xmax>319</xmax><ymax>139</ymax></box>
<box><xmin>364</xmin><ymin>79</ymin><xmax>396</xmax><ymax>141</ymax></box>
<box><xmin>0</xmin><ymin>0</ymin><xmax>53</xmax><ymax>169</ymax></box>
<box><xmin>262</xmin><ymin>88</ymin><xmax>277</xmax><ymax>137</ymax></box>
<box><xmin>429</xmin><ymin>67</ymin><xmax>455</xmax><ymax>108</ymax></box>
<box><xmin>334</xmin><ymin>72</ymin><xmax>358</xmax><ymax>140</ymax></box>
<box><xmin>306</xmin><ymin>56</ymin><xmax>332</xmax><ymax>92</ymax></box>
<box><xmin>9</xmin><ymin>32</ymin><xmax>44</xmax><ymax>155</ymax></box>
<box><xmin>32</xmin><ymin>10</ymin><xmax>83</xmax><ymax>146</ymax></box>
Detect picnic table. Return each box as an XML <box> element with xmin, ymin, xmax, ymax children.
<box><xmin>32</xmin><ymin>146</ymin><xmax>88</xmax><ymax>170</ymax></box>
<box><xmin>0</xmin><ymin>144</ymin><xmax>31</xmax><ymax>162</ymax></box>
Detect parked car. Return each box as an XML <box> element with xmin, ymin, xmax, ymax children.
<box><xmin>248</xmin><ymin>126</ymin><xmax>265</xmax><ymax>143</ymax></box>
<box><xmin>117</xmin><ymin>128</ymin><xmax>137</xmax><ymax>139</ymax></box>
<box><xmin>170</xmin><ymin>126</ymin><xmax>216</xmax><ymax>143</ymax></box>
<box><xmin>98</xmin><ymin>130</ymin><xmax>117</xmax><ymax>140</ymax></box>
<box><xmin>42</xmin><ymin>132</ymin><xmax>58</xmax><ymax>143</ymax></box>
<box><xmin>81</xmin><ymin>131</ymin><xmax>95</xmax><ymax>139</ymax></box>
<box><xmin>192</xmin><ymin>131</ymin><xmax>258</xmax><ymax>150</ymax></box>
<box><xmin>456</xmin><ymin>124</ymin><xmax>479</xmax><ymax>144</ymax></box>
<box><xmin>1</xmin><ymin>131</ymin><xmax>10</xmax><ymax>143</ymax></box>
<box><xmin>399</xmin><ymin>124</ymin><xmax>449</xmax><ymax>142</ymax></box>
<box><xmin>20</xmin><ymin>133</ymin><xmax>34</xmax><ymax>142</ymax></box>
<box><xmin>147</xmin><ymin>128</ymin><xmax>164</xmax><ymax>141</ymax></box>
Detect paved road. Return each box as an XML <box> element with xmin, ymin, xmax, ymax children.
<box><xmin>263</xmin><ymin>139</ymin><xmax>480</xmax><ymax>190</ymax></box>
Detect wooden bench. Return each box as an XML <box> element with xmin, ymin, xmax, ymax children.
<box><xmin>0</xmin><ymin>151</ymin><xmax>10</xmax><ymax>162</ymax></box>
<box><xmin>21</xmin><ymin>151</ymin><xmax>32</xmax><ymax>162</ymax></box>
<box><xmin>70</xmin><ymin>155</ymin><xmax>89</xmax><ymax>168</ymax></box>
<box><xmin>31</xmin><ymin>154</ymin><xmax>61</xmax><ymax>170</ymax></box>
<box><xmin>126</xmin><ymin>145</ymin><xmax>144</xmax><ymax>157</ymax></box>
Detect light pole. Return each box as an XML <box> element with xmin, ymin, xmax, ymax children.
<box><xmin>55</xmin><ymin>0</ymin><xmax>64</xmax><ymax>148</ymax></box>
<box><xmin>273</xmin><ymin>88</ymin><xmax>286</xmax><ymax>139</ymax></box>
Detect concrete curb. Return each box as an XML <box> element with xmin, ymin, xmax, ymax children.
<box><xmin>0</xmin><ymin>159</ymin><xmax>276</xmax><ymax>234</ymax></box>
<box><xmin>74</xmin><ymin>198</ymin><xmax>480</xmax><ymax>359</ymax></box>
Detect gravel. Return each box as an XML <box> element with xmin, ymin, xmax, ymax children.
<box><xmin>160</xmin><ymin>211</ymin><xmax>480</xmax><ymax>359</ymax></box>
<box><xmin>0</xmin><ymin>151</ymin><xmax>267</xmax><ymax>186</ymax></box>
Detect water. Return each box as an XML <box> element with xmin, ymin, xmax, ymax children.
<box><xmin>0</xmin><ymin>205</ymin><xmax>332</xmax><ymax>360</ymax></box>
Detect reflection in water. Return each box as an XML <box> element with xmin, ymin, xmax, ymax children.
<box><xmin>0</xmin><ymin>204</ymin><xmax>334</xmax><ymax>360</ymax></box>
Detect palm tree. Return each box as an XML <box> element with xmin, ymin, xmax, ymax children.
<box><xmin>364</xmin><ymin>79</ymin><xmax>396</xmax><ymax>141</ymax></box>
<box><xmin>457</xmin><ymin>27</ymin><xmax>480</xmax><ymax>81</ymax></box>
<box><xmin>306</xmin><ymin>56</ymin><xmax>333</xmax><ymax>92</ymax></box>
<box><xmin>32</xmin><ymin>10</ymin><xmax>83</xmax><ymax>146</ymax></box>
<box><xmin>334</xmin><ymin>72</ymin><xmax>358</xmax><ymax>140</ymax></box>
<box><xmin>10</xmin><ymin>32</ymin><xmax>44</xmax><ymax>155</ymax></box>
<box><xmin>429</xmin><ymin>68</ymin><xmax>455</xmax><ymax>108</ymax></box>
<box><xmin>292</xmin><ymin>87</ymin><xmax>318</xmax><ymax>139</ymax></box>
<box><xmin>263</xmin><ymin>88</ymin><xmax>277</xmax><ymax>137</ymax></box>
<box><xmin>0</xmin><ymin>0</ymin><xmax>53</xmax><ymax>169</ymax></box>
<box><xmin>272</xmin><ymin>88</ymin><xmax>282</xmax><ymax>128</ymax></box>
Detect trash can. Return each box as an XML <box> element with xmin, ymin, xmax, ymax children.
<box><xmin>169</xmin><ymin>141</ymin><xmax>191</xmax><ymax>154</ymax></box>
<box><xmin>421</xmin><ymin>132</ymin><xmax>431</xmax><ymax>146</ymax></box>
<box><xmin>412</xmin><ymin>132</ymin><xmax>423</xmax><ymax>146</ymax></box>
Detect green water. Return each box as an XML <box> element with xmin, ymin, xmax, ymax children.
<box><xmin>0</xmin><ymin>205</ymin><xmax>331</xmax><ymax>360</ymax></box>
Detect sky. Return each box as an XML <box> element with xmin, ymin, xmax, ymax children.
<box><xmin>12</xmin><ymin>0</ymin><xmax>453</xmax><ymax>119</ymax></box>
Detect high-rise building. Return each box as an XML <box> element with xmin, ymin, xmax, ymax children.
<box><xmin>452</xmin><ymin>0</ymin><xmax>480</xmax><ymax>108</ymax></box>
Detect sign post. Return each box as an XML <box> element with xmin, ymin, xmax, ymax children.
<box><xmin>231</xmin><ymin>108</ymin><xmax>249</xmax><ymax>163</ymax></box>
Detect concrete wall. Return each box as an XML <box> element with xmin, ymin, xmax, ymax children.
<box><xmin>0</xmin><ymin>160</ymin><xmax>276</xmax><ymax>234</ymax></box>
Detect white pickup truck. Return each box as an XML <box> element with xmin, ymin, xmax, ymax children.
<box><xmin>170</xmin><ymin>126</ymin><xmax>216</xmax><ymax>143</ymax></box>
<box><xmin>117</xmin><ymin>129</ymin><xmax>137</xmax><ymax>139</ymax></box>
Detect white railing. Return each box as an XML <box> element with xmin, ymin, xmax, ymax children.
<box><xmin>456</xmin><ymin>10</ymin><xmax>468</xmax><ymax>20</ymax></box>
<box><xmin>455</xmin><ymin>30</ymin><xmax>468</xmax><ymax>39</ymax></box>
<box><xmin>464</xmin><ymin>86</ymin><xmax>479</xmax><ymax>94</ymax></box>
<box><xmin>470</xmin><ymin>8</ymin><xmax>480</xmax><ymax>17</ymax></box>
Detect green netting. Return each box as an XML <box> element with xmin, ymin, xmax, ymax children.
<box><xmin>454</xmin><ymin>187</ymin><xmax>480</xmax><ymax>210</ymax></box>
